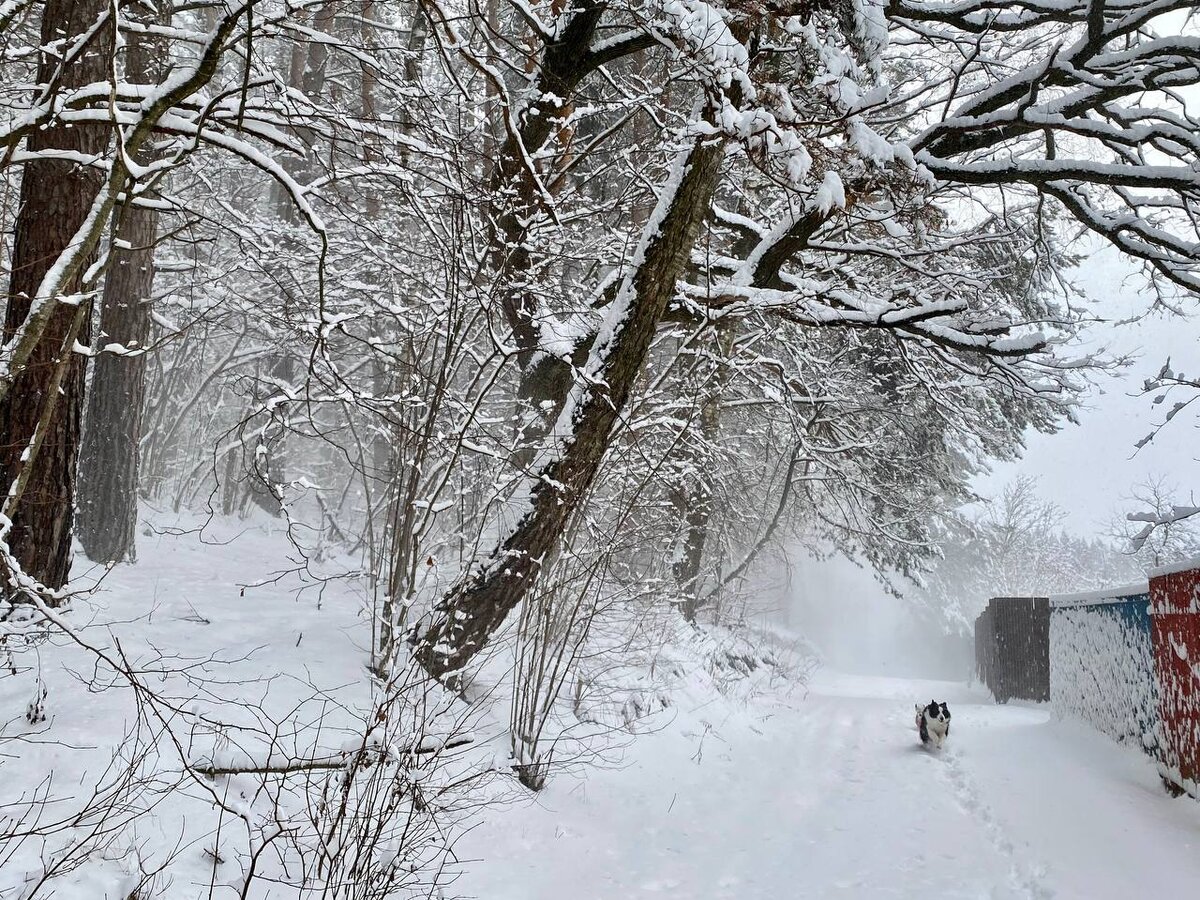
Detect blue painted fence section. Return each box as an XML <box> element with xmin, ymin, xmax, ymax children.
<box><xmin>1050</xmin><ymin>586</ymin><xmax>1157</xmax><ymax>752</ymax></box>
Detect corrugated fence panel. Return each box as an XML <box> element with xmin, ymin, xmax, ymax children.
<box><xmin>975</xmin><ymin>606</ymin><xmax>993</xmax><ymax>689</ymax></box>
<box><xmin>1150</xmin><ymin>563</ymin><xmax>1200</xmax><ymax>798</ymax></box>
<box><xmin>975</xmin><ymin>597</ymin><xmax>1049</xmax><ymax>703</ymax></box>
<box><xmin>1050</xmin><ymin>587</ymin><xmax>1156</xmax><ymax>752</ymax></box>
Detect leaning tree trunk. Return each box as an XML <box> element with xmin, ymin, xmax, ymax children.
<box><xmin>0</xmin><ymin>0</ymin><xmax>112</xmax><ymax>592</ymax></box>
<box><xmin>413</xmin><ymin>127</ymin><xmax>728</xmax><ymax>683</ymax></box>
<box><xmin>77</xmin><ymin>2</ymin><xmax>169</xmax><ymax>565</ymax></box>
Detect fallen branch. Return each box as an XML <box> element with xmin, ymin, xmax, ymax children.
<box><xmin>194</xmin><ymin>736</ymin><xmax>475</xmax><ymax>778</ymax></box>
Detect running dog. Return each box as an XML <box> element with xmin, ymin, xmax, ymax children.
<box><xmin>915</xmin><ymin>700</ymin><xmax>951</xmax><ymax>749</ymax></box>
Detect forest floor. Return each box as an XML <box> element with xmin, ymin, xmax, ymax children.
<box><xmin>3</xmin><ymin>518</ymin><xmax>1200</xmax><ymax>898</ymax></box>
<box><xmin>458</xmin><ymin>670</ymin><xmax>1200</xmax><ymax>900</ymax></box>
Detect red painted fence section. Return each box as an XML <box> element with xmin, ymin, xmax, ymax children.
<box><xmin>1150</xmin><ymin>564</ymin><xmax>1200</xmax><ymax>797</ymax></box>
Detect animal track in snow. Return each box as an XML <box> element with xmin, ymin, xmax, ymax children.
<box><xmin>940</xmin><ymin>749</ymin><xmax>1055</xmax><ymax>900</ymax></box>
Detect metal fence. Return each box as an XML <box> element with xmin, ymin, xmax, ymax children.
<box><xmin>974</xmin><ymin>596</ymin><xmax>1050</xmax><ymax>703</ymax></box>
<box><xmin>1049</xmin><ymin>587</ymin><xmax>1155</xmax><ymax>749</ymax></box>
<box><xmin>1151</xmin><ymin>564</ymin><xmax>1200</xmax><ymax>798</ymax></box>
<box><xmin>972</xmin><ymin>565</ymin><xmax>1200</xmax><ymax>800</ymax></box>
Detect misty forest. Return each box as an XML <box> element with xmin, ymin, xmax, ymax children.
<box><xmin>2</xmin><ymin>1</ymin><xmax>1200</xmax><ymax>898</ymax></box>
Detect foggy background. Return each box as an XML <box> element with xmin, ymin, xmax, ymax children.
<box><xmin>778</xmin><ymin>553</ymin><xmax>972</xmax><ymax>681</ymax></box>
<box><xmin>781</xmin><ymin>247</ymin><xmax>1200</xmax><ymax>682</ymax></box>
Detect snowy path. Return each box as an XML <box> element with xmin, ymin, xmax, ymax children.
<box><xmin>458</xmin><ymin>670</ymin><xmax>1200</xmax><ymax>900</ymax></box>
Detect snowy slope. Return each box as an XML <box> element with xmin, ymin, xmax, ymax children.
<box><xmin>0</xmin><ymin>515</ymin><xmax>485</xmax><ymax>899</ymax></box>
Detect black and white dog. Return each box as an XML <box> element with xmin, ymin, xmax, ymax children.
<box><xmin>915</xmin><ymin>700</ymin><xmax>951</xmax><ymax>749</ymax></box>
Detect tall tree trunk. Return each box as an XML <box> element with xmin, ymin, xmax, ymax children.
<box><xmin>240</xmin><ymin>5</ymin><xmax>338</xmax><ymax>519</ymax></box>
<box><xmin>75</xmin><ymin>205</ymin><xmax>156</xmax><ymax>564</ymax></box>
<box><xmin>370</xmin><ymin>1</ymin><xmax>434</xmax><ymax>675</ymax></box>
<box><xmin>77</xmin><ymin>2</ymin><xmax>169</xmax><ymax>565</ymax></box>
<box><xmin>413</xmin><ymin>127</ymin><xmax>728</xmax><ymax>683</ymax></box>
<box><xmin>0</xmin><ymin>0</ymin><xmax>112</xmax><ymax>592</ymax></box>
<box><xmin>674</xmin><ymin>321</ymin><xmax>738</xmax><ymax>621</ymax></box>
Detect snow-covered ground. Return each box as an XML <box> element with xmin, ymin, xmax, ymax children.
<box><xmin>459</xmin><ymin>671</ymin><xmax>1200</xmax><ymax>900</ymax></box>
<box><xmin>4</xmin><ymin>521</ymin><xmax>1200</xmax><ymax>899</ymax></box>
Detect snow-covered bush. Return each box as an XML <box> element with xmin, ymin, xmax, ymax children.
<box><xmin>1050</xmin><ymin>586</ymin><xmax>1157</xmax><ymax>752</ymax></box>
<box><xmin>510</xmin><ymin>557</ymin><xmax>817</xmax><ymax>790</ymax></box>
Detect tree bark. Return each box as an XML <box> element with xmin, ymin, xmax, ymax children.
<box><xmin>75</xmin><ymin>204</ymin><xmax>157</xmax><ymax>564</ymax></box>
<box><xmin>481</xmin><ymin>1</ymin><xmax>610</xmax><ymax>465</ymax></box>
<box><xmin>673</xmin><ymin>321</ymin><xmax>738</xmax><ymax>621</ymax></box>
<box><xmin>0</xmin><ymin>0</ymin><xmax>112</xmax><ymax>592</ymax></box>
<box><xmin>77</xmin><ymin>2</ymin><xmax>169</xmax><ymax>565</ymax></box>
<box><xmin>413</xmin><ymin>128</ymin><xmax>728</xmax><ymax>683</ymax></box>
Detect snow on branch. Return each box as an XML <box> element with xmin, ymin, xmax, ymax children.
<box><xmin>894</xmin><ymin>0</ymin><xmax>1200</xmax><ymax>295</ymax></box>
<box><xmin>1128</xmin><ymin>506</ymin><xmax>1200</xmax><ymax>551</ymax></box>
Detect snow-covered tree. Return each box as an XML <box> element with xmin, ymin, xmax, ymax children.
<box><xmin>408</xmin><ymin>0</ymin><xmax>1200</xmax><ymax>680</ymax></box>
<box><xmin>1115</xmin><ymin>474</ymin><xmax>1200</xmax><ymax>568</ymax></box>
<box><xmin>915</xmin><ymin>476</ymin><xmax>1148</xmax><ymax>630</ymax></box>
<box><xmin>1</xmin><ymin>0</ymin><xmax>1196</xmax><ymax>686</ymax></box>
